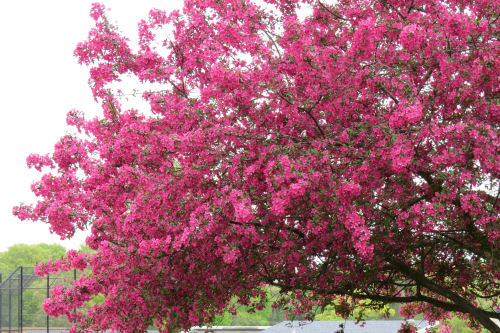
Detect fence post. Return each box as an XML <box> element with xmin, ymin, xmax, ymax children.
<box><xmin>20</xmin><ymin>266</ymin><xmax>23</xmax><ymax>333</ymax></box>
<box><xmin>8</xmin><ymin>272</ymin><xmax>11</xmax><ymax>333</ymax></box>
<box><xmin>0</xmin><ymin>273</ymin><xmax>2</xmax><ymax>332</ymax></box>
<box><xmin>47</xmin><ymin>273</ymin><xmax>50</xmax><ymax>333</ymax></box>
<box><xmin>74</xmin><ymin>269</ymin><xmax>77</xmax><ymax>324</ymax></box>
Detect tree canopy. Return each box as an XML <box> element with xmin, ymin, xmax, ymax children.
<box><xmin>0</xmin><ymin>243</ymin><xmax>66</xmax><ymax>278</ymax></box>
<box><xmin>14</xmin><ymin>0</ymin><xmax>499</xmax><ymax>332</ymax></box>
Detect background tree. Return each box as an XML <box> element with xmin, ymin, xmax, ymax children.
<box><xmin>0</xmin><ymin>244</ymin><xmax>68</xmax><ymax>327</ymax></box>
<box><xmin>0</xmin><ymin>244</ymin><xmax>66</xmax><ymax>277</ymax></box>
<box><xmin>14</xmin><ymin>0</ymin><xmax>499</xmax><ymax>332</ymax></box>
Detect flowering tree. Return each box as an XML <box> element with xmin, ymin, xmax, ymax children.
<box><xmin>15</xmin><ymin>0</ymin><xmax>499</xmax><ymax>332</ymax></box>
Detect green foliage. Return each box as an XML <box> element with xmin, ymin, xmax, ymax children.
<box><xmin>314</xmin><ymin>300</ymin><xmax>396</xmax><ymax>321</ymax></box>
<box><xmin>0</xmin><ymin>243</ymin><xmax>66</xmax><ymax>278</ymax></box>
<box><xmin>314</xmin><ymin>305</ymin><xmax>347</xmax><ymax>321</ymax></box>
<box><xmin>211</xmin><ymin>288</ymin><xmax>406</xmax><ymax>326</ymax></box>
<box><xmin>86</xmin><ymin>293</ymin><xmax>106</xmax><ymax>308</ymax></box>
<box><xmin>211</xmin><ymin>287</ymin><xmax>287</xmax><ymax>326</ymax></box>
<box><xmin>444</xmin><ymin>316</ymin><xmax>488</xmax><ymax>333</ymax></box>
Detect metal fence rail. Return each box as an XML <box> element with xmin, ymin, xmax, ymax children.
<box><xmin>0</xmin><ymin>266</ymin><xmax>76</xmax><ymax>333</ymax></box>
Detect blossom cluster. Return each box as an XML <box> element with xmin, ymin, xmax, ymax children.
<box><xmin>15</xmin><ymin>0</ymin><xmax>500</xmax><ymax>331</ymax></box>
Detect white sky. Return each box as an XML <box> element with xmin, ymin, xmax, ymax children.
<box><xmin>0</xmin><ymin>1</ymin><xmax>183</xmax><ymax>252</ymax></box>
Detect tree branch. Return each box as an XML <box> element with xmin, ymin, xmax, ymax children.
<box><xmin>376</xmin><ymin>82</ymin><xmax>399</xmax><ymax>104</ymax></box>
<box><xmin>317</xmin><ymin>1</ymin><xmax>347</xmax><ymax>21</ymax></box>
<box><xmin>387</xmin><ymin>257</ymin><xmax>500</xmax><ymax>332</ymax></box>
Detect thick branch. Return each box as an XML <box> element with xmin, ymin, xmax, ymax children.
<box><xmin>387</xmin><ymin>257</ymin><xmax>500</xmax><ymax>332</ymax></box>
<box><xmin>317</xmin><ymin>1</ymin><xmax>347</xmax><ymax>21</ymax></box>
<box><xmin>376</xmin><ymin>82</ymin><xmax>399</xmax><ymax>104</ymax></box>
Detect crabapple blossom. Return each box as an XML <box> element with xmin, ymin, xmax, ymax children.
<box><xmin>14</xmin><ymin>0</ymin><xmax>500</xmax><ymax>331</ymax></box>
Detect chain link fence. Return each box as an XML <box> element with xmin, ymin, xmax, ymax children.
<box><xmin>0</xmin><ymin>266</ymin><xmax>76</xmax><ymax>333</ymax></box>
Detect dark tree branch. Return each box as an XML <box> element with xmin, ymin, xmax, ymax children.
<box><xmin>317</xmin><ymin>1</ymin><xmax>347</xmax><ymax>21</ymax></box>
<box><xmin>416</xmin><ymin>66</ymin><xmax>435</xmax><ymax>96</ymax></box>
<box><xmin>376</xmin><ymin>82</ymin><xmax>399</xmax><ymax>104</ymax></box>
<box><xmin>387</xmin><ymin>257</ymin><xmax>500</xmax><ymax>332</ymax></box>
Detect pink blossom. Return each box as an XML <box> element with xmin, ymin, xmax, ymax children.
<box><xmin>15</xmin><ymin>0</ymin><xmax>500</xmax><ymax>331</ymax></box>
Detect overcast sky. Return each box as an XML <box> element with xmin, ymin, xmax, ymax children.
<box><xmin>0</xmin><ymin>1</ymin><xmax>183</xmax><ymax>252</ymax></box>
